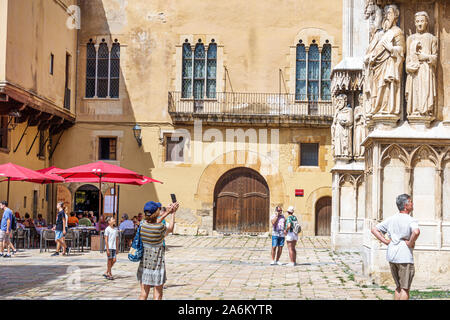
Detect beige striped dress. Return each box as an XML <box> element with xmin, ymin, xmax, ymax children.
<box><xmin>136</xmin><ymin>221</ymin><xmax>167</xmax><ymax>286</ymax></box>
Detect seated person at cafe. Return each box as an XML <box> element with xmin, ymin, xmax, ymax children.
<box><xmin>68</xmin><ymin>212</ymin><xmax>79</xmax><ymax>227</ymax></box>
<box><xmin>96</xmin><ymin>215</ymin><xmax>108</xmax><ymax>232</ymax></box>
<box><xmin>34</xmin><ymin>214</ymin><xmax>47</xmax><ymax>227</ymax></box>
<box><xmin>119</xmin><ymin>213</ymin><xmax>134</xmax><ymax>231</ymax></box>
<box><xmin>132</xmin><ymin>216</ymin><xmax>138</xmax><ymax>229</ymax></box>
<box><xmin>23</xmin><ymin>213</ymin><xmax>35</xmax><ymax>228</ymax></box>
<box><xmin>78</xmin><ymin>213</ymin><xmax>93</xmax><ymax>226</ymax></box>
<box><xmin>88</xmin><ymin>211</ymin><xmax>95</xmax><ymax>223</ymax></box>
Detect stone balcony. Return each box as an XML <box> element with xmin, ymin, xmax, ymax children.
<box><xmin>168</xmin><ymin>92</ymin><xmax>333</xmax><ymax>127</ymax></box>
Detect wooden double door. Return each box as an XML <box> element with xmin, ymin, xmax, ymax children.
<box><xmin>315</xmin><ymin>196</ymin><xmax>332</xmax><ymax>236</ymax></box>
<box><xmin>214</xmin><ymin>168</ymin><xmax>269</xmax><ymax>233</ymax></box>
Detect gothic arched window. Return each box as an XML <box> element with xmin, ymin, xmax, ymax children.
<box><xmin>85</xmin><ymin>39</ymin><xmax>121</xmax><ymax>98</ymax></box>
<box><xmin>181</xmin><ymin>40</ymin><xmax>217</xmax><ymax>99</ymax></box>
<box><xmin>294</xmin><ymin>40</ymin><xmax>332</xmax><ymax>102</ymax></box>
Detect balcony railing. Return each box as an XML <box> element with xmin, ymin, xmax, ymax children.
<box><xmin>64</xmin><ymin>88</ymin><xmax>71</xmax><ymax>110</ymax></box>
<box><xmin>168</xmin><ymin>92</ymin><xmax>333</xmax><ymax>118</ymax></box>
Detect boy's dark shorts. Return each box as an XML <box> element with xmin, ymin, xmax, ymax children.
<box><xmin>107</xmin><ymin>249</ymin><xmax>116</xmax><ymax>259</ymax></box>
<box><xmin>389</xmin><ymin>263</ymin><xmax>415</xmax><ymax>290</ymax></box>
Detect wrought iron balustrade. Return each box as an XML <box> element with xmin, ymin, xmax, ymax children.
<box><xmin>168</xmin><ymin>92</ymin><xmax>333</xmax><ymax>117</ymax></box>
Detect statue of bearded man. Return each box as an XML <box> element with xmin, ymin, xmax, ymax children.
<box><xmin>364</xmin><ymin>4</ymin><xmax>405</xmax><ymax>117</ymax></box>
<box><xmin>332</xmin><ymin>94</ymin><xmax>353</xmax><ymax>159</ymax></box>
<box><xmin>405</xmin><ymin>11</ymin><xmax>438</xmax><ymax>118</ymax></box>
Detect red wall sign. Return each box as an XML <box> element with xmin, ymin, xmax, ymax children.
<box><xmin>295</xmin><ymin>189</ymin><xmax>304</xmax><ymax>197</ymax></box>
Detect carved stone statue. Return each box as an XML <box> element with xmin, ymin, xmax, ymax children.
<box><xmin>364</xmin><ymin>0</ymin><xmax>383</xmax><ymax>42</ymax></box>
<box><xmin>406</xmin><ymin>11</ymin><xmax>438</xmax><ymax>119</ymax></box>
<box><xmin>353</xmin><ymin>94</ymin><xmax>366</xmax><ymax>158</ymax></box>
<box><xmin>364</xmin><ymin>4</ymin><xmax>405</xmax><ymax>118</ymax></box>
<box><xmin>332</xmin><ymin>94</ymin><xmax>354</xmax><ymax>159</ymax></box>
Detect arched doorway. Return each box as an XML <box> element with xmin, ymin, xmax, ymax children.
<box><xmin>315</xmin><ymin>196</ymin><xmax>332</xmax><ymax>236</ymax></box>
<box><xmin>213</xmin><ymin>167</ymin><xmax>269</xmax><ymax>233</ymax></box>
<box><xmin>74</xmin><ymin>184</ymin><xmax>103</xmax><ymax>221</ymax></box>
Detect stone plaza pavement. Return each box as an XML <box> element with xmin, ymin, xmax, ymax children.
<box><xmin>0</xmin><ymin>235</ymin><xmax>446</xmax><ymax>300</ymax></box>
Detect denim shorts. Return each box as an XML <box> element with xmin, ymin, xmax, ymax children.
<box><xmin>107</xmin><ymin>249</ymin><xmax>117</xmax><ymax>259</ymax></box>
<box><xmin>55</xmin><ymin>230</ymin><xmax>64</xmax><ymax>240</ymax></box>
<box><xmin>272</xmin><ymin>235</ymin><xmax>285</xmax><ymax>247</ymax></box>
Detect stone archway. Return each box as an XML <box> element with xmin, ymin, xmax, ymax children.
<box><xmin>195</xmin><ymin>150</ymin><xmax>288</xmax><ymax>233</ymax></box>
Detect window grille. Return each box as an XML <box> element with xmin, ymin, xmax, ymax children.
<box><xmin>321</xmin><ymin>43</ymin><xmax>332</xmax><ymax>100</ymax></box>
<box><xmin>295</xmin><ymin>42</ymin><xmax>307</xmax><ymax>101</ymax></box>
<box><xmin>295</xmin><ymin>41</ymin><xmax>332</xmax><ymax>102</ymax></box>
<box><xmin>206</xmin><ymin>42</ymin><xmax>217</xmax><ymax>98</ymax></box>
<box><xmin>300</xmin><ymin>143</ymin><xmax>319</xmax><ymax>166</ymax></box>
<box><xmin>181</xmin><ymin>39</ymin><xmax>217</xmax><ymax>100</ymax></box>
<box><xmin>110</xmin><ymin>42</ymin><xmax>120</xmax><ymax>98</ymax></box>
<box><xmin>182</xmin><ymin>42</ymin><xmax>193</xmax><ymax>98</ymax></box>
<box><xmin>85</xmin><ymin>39</ymin><xmax>120</xmax><ymax>98</ymax></box>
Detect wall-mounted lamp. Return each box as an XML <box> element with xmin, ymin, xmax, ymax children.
<box><xmin>7</xmin><ymin>109</ymin><xmax>21</xmax><ymax>131</ymax></box>
<box><xmin>133</xmin><ymin>124</ymin><xmax>142</xmax><ymax>147</ymax></box>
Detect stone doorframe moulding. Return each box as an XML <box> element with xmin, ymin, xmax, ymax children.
<box><xmin>194</xmin><ymin>150</ymin><xmax>288</xmax><ymax>233</ymax></box>
<box><xmin>305</xmin><ymin>186</ymin><xmax>332</xmax><ymax>236</ymax></box>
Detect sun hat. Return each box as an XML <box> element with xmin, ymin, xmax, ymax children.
<box><xmin>143</xmin><ymin>201</ymin><xmax>162</xmax><ymax>215</ymax></box>
<box><xmin>287</xmin><ymin>206</ymin><xmax>295</xmax><ymax>213</ymax></box>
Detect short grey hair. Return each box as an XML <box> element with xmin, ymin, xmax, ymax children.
<box><xmin>396</xmin><ymin>194</ymin><xmax>411</xmax><ymax>211</ymax></box>
<box><xmin>122</xmin><ymin>213</ymin><xmax>129</xmax><ymax>220</ymax></box>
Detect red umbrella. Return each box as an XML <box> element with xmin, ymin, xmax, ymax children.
<box><xmin>53</xmin><ymin>161</ymin><xmax>156</xmax><ymax>218</ymax></box>
<box><xmin>0</xmin><ymin>163</ymin><xmax>64</xmax><ymax>203</ymax></box>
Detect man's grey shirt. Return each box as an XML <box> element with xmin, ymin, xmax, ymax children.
<box><xmin>376</xmin><ymin>213</ymin><xmax>419</xmax><ymax>264</ymax></box>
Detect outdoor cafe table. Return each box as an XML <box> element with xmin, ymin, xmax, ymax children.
<box><xmin>71</xmin><ymin>226</ymin><xmax>97</xmax><ymax>252</ymax></box>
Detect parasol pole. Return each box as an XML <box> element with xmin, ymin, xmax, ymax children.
<box><xmin>99</xmin><ymin>175</ymin><xmax>102</xmax><ymax>221</ymax></box>
<box><xmin>113</xmin><ymin>182</ymin><xmax>116</xmax><ymax>222</ymax></box>
<box><xmin>7</xmin><ymin>177</ymin><xmax>10</xmax><ymax>204</ymax></box>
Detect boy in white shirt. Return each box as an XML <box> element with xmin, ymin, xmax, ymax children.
<box><xmin>103</xmin><ymin>216</ymin><xmax>118</xmax><ymax>280</ymax></box>
<box><xmin>371</xmin><ymin>194</ymin><xmax>420</xmax><ymax>300</ymax></box>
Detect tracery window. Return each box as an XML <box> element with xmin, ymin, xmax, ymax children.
<box><xmin>182</xmin><ymin>39</ymin><xmax>217</xmax><ymax>99</ymax></box>
<box><xmin>295</xmin><ymin>40</ymin><xmax>332</xmax><ymax>101</ymax></box>
<box><xmin>85</xmin><ymin>39</ymin><xmax>121</xmax><ymax>98</ymax></box>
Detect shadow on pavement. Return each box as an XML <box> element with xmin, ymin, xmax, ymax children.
<box><xmin>0</xmin><ymin>265</ymin><xmax>97</xmax><ymax>297</ymax></box>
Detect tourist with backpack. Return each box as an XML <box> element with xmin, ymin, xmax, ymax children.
<box><xmin>0</xmin><ymin>200</ymin><xmax>13</xmax><ymax>258</ymax></box>
<box><xmin>285</xmin><ymin>206</ymin><xmax>300</xmax><ymax>266</ymax></box>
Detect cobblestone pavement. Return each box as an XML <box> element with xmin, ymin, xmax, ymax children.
<box><xmin>0</xmin><ymin>235</ymin><xmax>446</xmax><ymax>300</ymax></box>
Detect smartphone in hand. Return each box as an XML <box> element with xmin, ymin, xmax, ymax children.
<box><xmin>170</xmin><ymin>194</ymin><xmax>177</xmax><ymax>203</ymax></box>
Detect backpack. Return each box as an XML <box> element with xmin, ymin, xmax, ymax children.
<box><xmin>11</xmin><ymin>214</ymin><xmax>17</xmax><ymax>231</ymax></box>
<box><xmin>291</xmin><ymin>217</ymin><xmax>301</xmax><ymax>234</ymax></box>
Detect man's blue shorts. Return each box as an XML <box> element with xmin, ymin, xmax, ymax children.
<box><xmin>272</xmin><ymin>235</ymin><xmax>285</xmax><ymax>247</ymax></box>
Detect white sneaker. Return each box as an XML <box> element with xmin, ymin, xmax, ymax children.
<box><xmin>276</xmin><ymin>261</ymin><xmax>283</xmax><ymax>266</ymax></box>
<box><xmin>287</xmin><ymin>262</ymin><xmax>296</xmax><ymax>267</ymax></box>
<box><xmin>270</xmin><ymin>260</ymin><xmax>276</xmax><ymax>265</ymax></box>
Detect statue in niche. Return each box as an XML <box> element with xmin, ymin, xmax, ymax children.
<box><xmin>405</xmin><ymin>11</ymin><xmax>438</xmax><ymax>118</ymax></box>
<box><xmin>364</xmin><ymin>4</ymin><xmax>405</xmax><ymax>117</ymax></box>
<box><xmin>353</xmin><ymin>94</ymin><xmax>366</xmax><ymax>158</ymax></box>
<box><xmin>332</xmin><ymin>94</ymin><xmax>353</xmax><ymax>159</ymax></box>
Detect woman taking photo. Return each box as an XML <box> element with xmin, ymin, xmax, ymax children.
<box><xmin>137</xmin><ymin>200</ymin><xmax>179</xmax><ymax>300</ymax></box>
